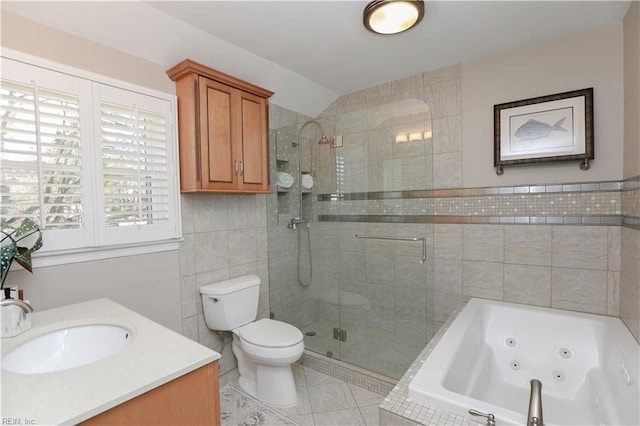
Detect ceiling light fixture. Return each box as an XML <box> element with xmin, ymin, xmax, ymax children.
<box><xmin>363</xmin><ymin>0</ymin><xmax>425</xmax><ymax>35</ymax></box>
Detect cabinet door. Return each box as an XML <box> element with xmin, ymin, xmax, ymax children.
<box><xmin>199</xmin><ymin>76</ymin><xmax>237</xmax><ymax>191</ymax></box>
<box><xmin>238</xmin><ymin>91</ymin><xmax>269</xmax><ymax>192</ymax></box>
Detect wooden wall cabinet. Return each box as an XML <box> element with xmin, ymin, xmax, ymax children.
<box><xmin>167</xmin><ymin>59</ymin><xmax>273</xmax><ymax>193</ymax></box>
<box><xmin>82</xmin><ymin>361</ymin><xmax>220</xmax><ymax>425</ymax></box>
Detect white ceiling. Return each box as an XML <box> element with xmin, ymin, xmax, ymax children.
<box><xmin>1</xmin><ymin>1</ymin><xmax>632</xmax><ymax>117</ymax></box>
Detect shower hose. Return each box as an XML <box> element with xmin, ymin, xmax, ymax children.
<box><xmin>297</xmin><ymin>223</ymin><xmax>312</xmax><ymax>287</ymax></box>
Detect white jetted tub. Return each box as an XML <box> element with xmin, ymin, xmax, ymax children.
<box><xmin>408</xmin><ymin>299</ymin><xmax>639</xmax><ymax>425</ymax></box>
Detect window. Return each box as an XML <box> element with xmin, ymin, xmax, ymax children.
<box><xmin>1</xmin><ymin>55</ymin><xmax>180</xmax><ymax>261</ymax></box>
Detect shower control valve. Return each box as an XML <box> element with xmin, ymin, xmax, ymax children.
<box><xmin>287</xmin><ymin>217</ymin><xmax>308</xmax><ymax>229</ymax></box>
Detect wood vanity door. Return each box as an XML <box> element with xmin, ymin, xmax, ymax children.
<box><xmin>81</xmin><ymin>361</ymin><xmax>220</xmax><ymax>425</ymax></box>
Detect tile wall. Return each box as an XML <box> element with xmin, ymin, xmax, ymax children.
<box><xmin>178</xmin><ymin>193</ymin><xmax>270</xmax><ymax>374</ymax></box>
<box><xmin>178</xmin><ymin>63</ymin><xmax>639</xmax><ymax>382</ymax></box>
<box><xmin>310</xmin><ymin>63</ymin><xmax>639</xmax><ymax>343</ymax></box>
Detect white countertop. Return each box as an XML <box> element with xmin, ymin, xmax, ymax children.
<box><xmin>1</xmin><ymin>298</ymin><xmax>220</xmax><ymax>425</ymax></box>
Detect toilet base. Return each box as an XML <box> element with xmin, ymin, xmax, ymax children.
<box><xmin>238</xmin><ymin>365</ymin><xmax>299</xmax><ymax>408</ymax></box>
<box><xmin>232</xmin><ymin>337</ymin><xmax>300</xmax><ymax>408</ymax></box>
<box><xmin>256</xmin><ymin>363</ymin><xmax>298</xmax><ymax>407</ymax></box>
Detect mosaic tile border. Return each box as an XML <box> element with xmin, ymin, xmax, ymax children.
<box><xmin>319</xmin><ymin>214</ymin><xmax>622</xmax><ymax>225</ymax></box>
<box><xmin>316</xmin><ymin>176</ymin><xmax>640</xmax><ymax>229</ymax></box>
<box><xmin>318</xmin><ymin>180</ymin><xmax>623</xmax><ymax>201</ymax></box>
<box><xmin>298</xmin><ymin>350</ymin><xmax>397</xmax><ymax>396</ymax></box>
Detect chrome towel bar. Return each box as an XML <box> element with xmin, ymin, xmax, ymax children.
<box><xmin>354</xmin><ymin>234</ymin><xmax>427</xmax><ymax>264</ymax></box>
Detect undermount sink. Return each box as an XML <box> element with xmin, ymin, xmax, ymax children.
<box><xmin>2</xmin><ymin>324</ymin><xmax>133</xmax><ymax>374</ymax></box>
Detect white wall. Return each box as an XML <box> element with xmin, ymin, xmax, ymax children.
<box><xmin>1</xmin><ymin>12</ymin><xmax>183</xmax><ymax>332</ymax></box>
<box><xmin>1</xmin><ymin>11</ymin><xmax>175</xmax><ymax>94</ymax></box>
<box><xmin>461</xmin><ymin>22</ymin><xmax>624</xmax><ymax>187</ymax></box>
<box><xmin>623</xmin><ymin>1</ymin><xmax>640</xmax><ymax>179</ymax></box>
<box><xmin>7</xmin><ymin>252</ymin><xmax>182</xmax><ymax>331</ymax></box>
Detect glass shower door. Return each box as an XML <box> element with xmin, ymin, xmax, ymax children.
<box><xmin>330</xmin><ymin>97</ymin><xmax>435</xmax><ymax>379</ymax></box>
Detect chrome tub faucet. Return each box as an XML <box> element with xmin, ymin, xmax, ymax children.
<box><xmin>527</xmin><ymin>379</ymin><xmax>544</xmax><ymax>426</ymax></box>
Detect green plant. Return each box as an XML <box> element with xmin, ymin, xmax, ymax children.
<box><xmin>1</xmin><ymin>218</ymin><xmax>43</xmax><ymax>290</ymax></box>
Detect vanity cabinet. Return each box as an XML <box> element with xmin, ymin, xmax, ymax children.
<box><xmin>81</xmin><ymin>361</ymin><xmax>220</xmax><ymax>425</ymax></box>
<box><xmin>167</xmin><ymin>59</ymin><xmax>273</xmax><ymax>193</ymax></box>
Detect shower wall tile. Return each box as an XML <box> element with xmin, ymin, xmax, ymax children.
<box><xmin>552</xmin><ymin>226</ymin><xmax>608</xmax><ymax>270</ymax></box>
<box><xmin>433</xmin><ymin>152</ymin><xmax>462</xmax><ymax>189</ymax></box>
<box><xmin>395</xmin><ymin>286</ymin><xmax>428</xmax><ymax>316</ymax></box>
<box><xmin>503</xmin><ymin>264</ymin><xmax>551</xmax><ymax>307</ymax></box>
<box><xmin>392</xmin><ymin>73</ymin><xmax>423</xmax><ymax>94</ymax></box>
<box><xmin>432</xmin><ymin>116</ymin><xmax>462</xmax><ymax>154</ymax></box>
<box><xmin>394</xmin><ymin>259</ymin><xmax>429</xmax><ymax>289</ymax></box>
<box><xmin>391</xmin><ymin>137</ymin><xmax>427</xmax><ymax>160</ymax></box>
<box><xmin>366</xmin><ymin>252</ymin><xmax>395</xmax><ymax>285</ymax></box>
<box><xmin>434</xmin><ymin>258</ymin><xmax>462</xmax><ymax>294</ymax></box>
<box><xmin>620</xmin><ymin>226</ymin><xmax>640</xmax><ymax>342</ymax></box>
<box><xmin>607</xmin><ymin>271</ymin><xmax>620</xmax><ymax>316</ymax></box>
<box><xmin>504</xmin><ymin>225</ymin><xmax>552</xmax><ymax>266</ymax></box>
<box><xmin>396</xmin><ymin>156</ymin><xmax>429</xmax><ymax>190</ymax></box>
<box><xmin>337</xmin><ymin>109</ymin><xmax>365</xmax><ymax>134</ymax></box>
<box><xmin>340</xmin><ymin>249</ymin><xmax>366</xmax><ymax>282</ymax></box>
<box><xmin>608</xmin><ymin>226</ymin><xmax>621</xmax><ymax>271</ymax></box>
<box><xmin>434</xmin><ymin>291</ymin><xmax>462</xmax><ymax>330</ymax></box>
<box><xmin>462</xmin><ymin>260</ymin><xmax>503</xmax><ymax>300</ymax></box>
<box><xmin>463</xmin><ymin>224</ymin><xmax>504</xmax><ymax>262</ymax></box>
<box><xmin>434</xmin><ymin>224</ymin><xmax>462</xmax><ymax>260</ymax></box>
<box><xmin>365</xmin><ymin>129</ymin><xmax>393</xmax><ymax>161</ymax></box>
<box><xmin>423</xmin><ymin>78</ymin><xmax>461</xmax><ymax>119</ymax></box>
<box><xmin>551</xmin><ymin>267</ymin><xmax>608</xmax><ymax>314</ymax></box>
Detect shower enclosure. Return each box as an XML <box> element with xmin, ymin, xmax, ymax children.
<box><xmin>267</xmin><ymin>95</ymin><xmax>434</xmax><ymax>379</ymax></box>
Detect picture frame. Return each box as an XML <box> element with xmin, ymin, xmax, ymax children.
<box><xmin>493</xmin><ymin>88</ymin><xmax>594</xmax><ymax>175</ymax></box>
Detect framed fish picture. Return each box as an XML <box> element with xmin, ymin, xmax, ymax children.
<box><xmin>493</xmin><ymin>88</ymin><xmax>594</xmax><ymax>175</ymax></box>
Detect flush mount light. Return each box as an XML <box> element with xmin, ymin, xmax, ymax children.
<box><xmin>363</xmin><ymin>0</ymin><xmax>425</xmax><ymax>35</ymax></box>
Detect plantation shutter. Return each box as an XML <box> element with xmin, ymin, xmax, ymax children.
<box><xmin>1</xmin><ymin>56</ymin><xmax>179</xmax><ymax>256</ymax></box>
<box><xmin>0</xmin><ymin>61</ymin><xmax>90</xmax><ymax>251</ymax></box>
<box><xmin>95</xmin><ymin>84</ymin><xmax>177</xmax><ymax>245</ymax></box>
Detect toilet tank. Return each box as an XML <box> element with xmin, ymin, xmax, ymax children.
<box><xmin>199</xmin><ymin>275</ymin><xmax>260</xmax><ymax>331</ymax></box>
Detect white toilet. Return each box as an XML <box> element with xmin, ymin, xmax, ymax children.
<box><xmin>200</xmin><ymin>275</ymin><xmax>304</xmax><ymax>407</ymax></box>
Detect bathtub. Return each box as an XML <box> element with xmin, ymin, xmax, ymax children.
<box><xmin>408</xmin><ymin>299</ymin><xmax>639</xmax><ymax>425</ymax></box>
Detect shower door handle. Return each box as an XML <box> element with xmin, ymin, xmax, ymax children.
<box><xmin>355</xmin><ymin>235</ymin><xmax>427</xmax><ymax>264</ymax></box>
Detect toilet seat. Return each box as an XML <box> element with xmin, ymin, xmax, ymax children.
<box><xmin>236</xmin><ymin>319</ymin><xmax>303</xmax><ymax>348</ymax></box>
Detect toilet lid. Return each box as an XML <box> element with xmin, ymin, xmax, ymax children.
<box><xmin>238</xmin><ymin>319</ymin><xmax>303</xmax><ymax>348</ymax></box>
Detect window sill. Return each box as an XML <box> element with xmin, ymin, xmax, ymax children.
<box><xmin>30</xmin><ymin>239</ymin><xmax>182</xmax><ymax>269</ymax></box>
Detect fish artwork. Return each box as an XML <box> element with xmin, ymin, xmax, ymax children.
<box><xmin>515</xmin><ymin>117</ymin><xmax>567</xmax><ymax>140</ymax></box>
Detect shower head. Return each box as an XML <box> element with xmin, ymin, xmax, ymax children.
<box><xmin>318</xmin><ymin>134</ymin><xmax>330</xmax><ymax>145</ymax></box>
<box><xmin>296</xmin><ymin>120</ymin><xmax>333</xmax><ymax>147</ymax></box>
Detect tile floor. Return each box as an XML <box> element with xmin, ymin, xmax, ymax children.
<box><xmin>220</xmin><ymin>364</ymin><xmax>386</xmax><ymax>425</ymax></box>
